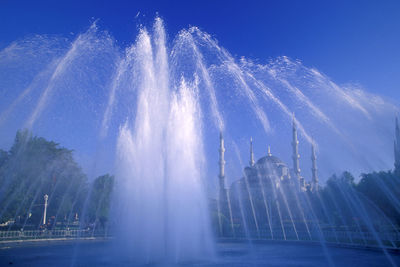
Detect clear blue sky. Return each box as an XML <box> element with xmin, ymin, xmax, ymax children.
<box><xmin>1</xmin><ymin>0</ymin><xmax>400</xmax><ymax>101</ymax></box>
<box><xmin>1</xmin><ymin>0</ymin><xmax>400</xmax><ymax>183</ymax></box>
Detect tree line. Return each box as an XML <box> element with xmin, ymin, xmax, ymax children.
<box><xmin>310</xmin><ymin>170</ymin><xmax>400</xmax><ymax>229</ymax></box>
<box><xmin>0</xmin><ymin>130</ymin><xmax>113</xmax><ymax>230</ymax></box>
<box><xmin>1</xmin><ymin>130</ymin><xmax>399</xmax><ymax>232</ymax></box>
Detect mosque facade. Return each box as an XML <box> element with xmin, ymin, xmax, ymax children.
<box><xmin>216</xmin><ymin>116</ymin><xmax>400</xmax><ymax>238</ymax></box>
<box><xmin>217</xmin><ymin>115</ymin><xmax>318</xmax><ymax>208</ymax></box>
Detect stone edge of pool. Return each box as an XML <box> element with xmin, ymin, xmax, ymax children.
<box><xmin>0</xmin><ymin>237</ymin><xmax>399</xmax><ymax>255</ymax></box>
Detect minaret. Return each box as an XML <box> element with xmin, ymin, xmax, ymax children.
<box><xmin>291</xmin><ymin>114</ymin><xmax>304</xmax><ymax>190</ymax></box>
<box><xmin>218</xmin><ymin>132</ymin><xmax>228</xmax><ymax>207</ymax></box>
<box><xmin>218</xmin><ymin>132</ymin><xmax>229</xmax><ymax>228</ymax></box>
<box><xmin>311</xmin><ymin>142</ymin><xmax>319</xmax><ymax>192</ymax></box>
<box><xmin>249</xmin><ymin>138</ymin><xmax>255</xmax><ymax>167</ymax></box>
<box><xmin>219</xmin><ymin>132</ymin><xmax>226</xmax><ymax>188</ymax></box>
<box><xmin>292</xmin><ymin>114</ymin><xmax>301</xmax><ymax>176</ymax></box>
<box><xmin>395</xmin><ymin>117</ymin><xmax>400</xmax><ymax>175</ymax></box>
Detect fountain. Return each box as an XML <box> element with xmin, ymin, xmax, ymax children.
<box><xmin>112</xmin><ymin>18</ymin><xmax>213</xmax><ymax>263</ymax></box>
<box><xmin>0</xmin><ymin>17</ymin><xmax>400</xmax><ymax>266</ymax></box>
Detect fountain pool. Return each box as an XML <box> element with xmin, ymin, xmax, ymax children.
<box><xmin>0</xmin><ymin>240</ymin><xmax>399</xmax><ymax>266</ymax></box>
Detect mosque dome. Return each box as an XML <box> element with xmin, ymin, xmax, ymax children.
<box><xmin>256</xmin><ymin>155</ymin><xmax>285</xmax><ymax>165</ymax></box>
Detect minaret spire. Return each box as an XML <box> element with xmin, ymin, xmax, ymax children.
<box><xmin>267</xmin><ymin>145</ymin><xmax>272</xmax><ymax>156</ymax></box>
<box><xmin>249</xmin><ymin>137</ymin><xmax>255</xmax><ymax>167</ymax></box>
<box><xmin>292</xmin><ymin>114</ymin><xmax>301</xmax><ymax>177</ymax></box>
<box><xmin>292</xmin><ymin>113</ymin><xmax>304</xmax><ymax>190</ymax></box>
<box><xmin>395</xmin><ymin>117</ymin><xmax>400</xmax><ymax>175</ymax></box>
<box><xmin>219</xmin><ymin>132</ymin><xmax>226</xmax><ymax>187</ymax></box>
<box><xmin>218</xmin><ymin>132</ymin><xmax>229</xmax><ymax>235</ymax></box>
<box><xmin>311</xmin><ymin>141</ymin><xmax>319</xmax><ymax>192</ymax></box>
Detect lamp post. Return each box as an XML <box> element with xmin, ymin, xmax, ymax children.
<box><xmin>43</xmin><ymin>194</ymin><xmax>48</xmax><ymax>225</ymax></box>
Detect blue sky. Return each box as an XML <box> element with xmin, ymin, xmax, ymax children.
<box><xmin>1</xmin><ymin>0</ymin><xmax>400</xmax><ymax>101</ymax></box>
<box><xmin>1</xmin><ymin>0</ymin><xmax>400</xmax><ymax>184</ymax></box>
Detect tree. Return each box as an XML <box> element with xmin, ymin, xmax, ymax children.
<box><xmin>356</xmin><ymin>171</ymin><xmax>400</xmax><ymax>226</ymax></box>
<box><xmin>319</xmin><ymin>172</ymin><xmax>357</xmax><ymax>228</ymax></box>
<box><xmin>87</xmin><ymin>174</ymin><xmax>114</xmax><ymax>229</ymax></box>
<box><xmin>0</xmin><ymin>130</ymin><xmax>88</xmax><ymax>229</ymax></box>
<box><xmin>0</xmin><ymin>149</ymin><xmax>8</xmax><ymax>168</ymax></box>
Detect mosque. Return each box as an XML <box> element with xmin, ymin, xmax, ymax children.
<box><xmin>215</xmin><ymin>115</ymin><xmax>319</xmax><ymax>237</ymax></box>
<box><xmin>217</xmin><ymin>115</ymin><xmax>318</xmax><ymax>208</ymax></box>
<box><xmin>215</xmin><ymin>115</ymin><xmax>400</xmax><ymax>238</ymax></box>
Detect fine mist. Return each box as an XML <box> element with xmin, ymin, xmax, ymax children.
<box><xmin>111</xmin><ymin>18</ymin><xmax>214</xmax><ymax>263</ymax></box>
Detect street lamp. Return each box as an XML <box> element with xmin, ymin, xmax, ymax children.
<box><xmin>43</xmin><ymin>194</ymin><xmax>48</xmax><ymax>225</ymax></box>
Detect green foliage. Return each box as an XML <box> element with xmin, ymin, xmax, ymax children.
<box><xmin>319</xmin><ymin>172</ymin><xmax>358</xmax><ymax>227</ymax></box>
<box><xmin>0</xmin><ymin>130</ymin><xmax>88</xmax><ymax>228</ymax></box>
<box><xmin>87</xmin><ymin>174</ymin><xmax>114</xmax><ymax>229</ymax></box>
<box><xmin>326</xmin><ymin>171</ymin><xmax>355</xmax><ymax>189</ymax></box>
<box><xmin>307</xmin><ymin>170</ymin><xmax>400</xmax><ymax>229</ymax></box>
<box><xmin>0</xmin><ymin>149</ymin><xmax>8</xmax><ymax>167</ymax></box>
<box><xmin>356</xmin><ymin>171</ymin><xmax>400</xmax><ymax>225</ymax></box>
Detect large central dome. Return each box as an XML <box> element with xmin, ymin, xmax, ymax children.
<box><xmin>256</xmin><ymin>155</ymin><xmax>285</xmax><ymax>165</ymax></box>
